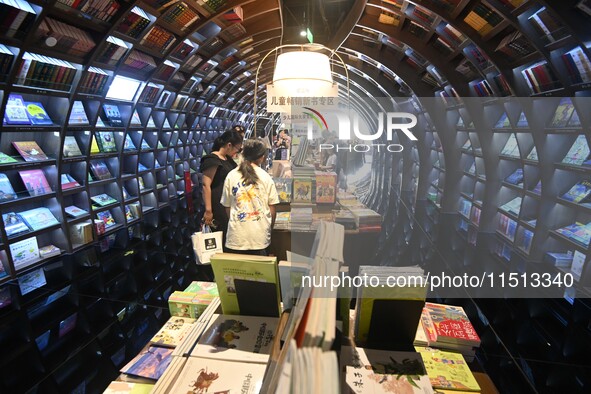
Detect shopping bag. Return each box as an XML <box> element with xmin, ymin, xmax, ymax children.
<box><xmin>192</xmin><ymin>225</ymin><xmax>223</xmax><ymax>264</ymax></box>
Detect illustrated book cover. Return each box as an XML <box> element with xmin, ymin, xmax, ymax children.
<box><xmin>102</xmin><ymin>104</ymin><xmax>124</xmax><ymax>127</ymax></box>
<box><xmin>19</xmin><ymin>207</ymin><xmax>60</xmax><ymax>231</ymax></box>
<box><xmin>2</xmin><ymin>212</ymin><xmax>30</xmax><ymax>237</ymax></box>
<box><xmin>0</xmin><ymin>173</ymin><xmax>17</xmax><ymax>201</ymax></box>
<box><xmin>96</xmin><ymin>131</ymin><xmax>117</xmax><ymax>153</ymax></box>
<box><xmin>416</xmin><ymin>347</ymin><xmax>480</xmax><ymax>392</ymax></box>
<box><xmin>68</xmin><ymin>101</ymin><xmax>89</xmax><ymax>125</ymax></box>
<box><xmin>120</xmin><ymin>346</ymin><xmax>173</xmax><ymax>380</ymax></box>
<box><xmin>149</xmin><ymin>316</ymin><xmax>196</xmax><ymax>348</ymax></box>
<box><xmin>19</xmin><ymin>169</ymin><xmax>51</xmax><ymax>196</ymax></box>
<box><xmin>91</xmin><ymin>193</ymin><xmax>118</xmax><ymax>207</ymax></box>
<box><xmin>12</xmin><ymin>141</ymin><xmax>49</xmax><ymax>162</ymax></box>
<box><xmin>63</xmin><ymin>136</ymin><xmax>83</xmax><ymax>157</ymax></box>
<box><xmin>24</xmin><ymin>101</ymin><xmax>53</xmax><ymax>125</ymax></box>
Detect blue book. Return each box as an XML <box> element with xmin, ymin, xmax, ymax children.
<box><xmin>505</xmin><ymin>169</ymin><xmax>524</xmax><ymax>185</ymax></box>
<box><xmin>24</xmin><ymin>101</ymin><xmax>53</xmax><ymax>125</ymax></box>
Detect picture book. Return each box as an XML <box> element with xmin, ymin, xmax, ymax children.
<box><xmin>516</xmin><ymin>111</ymin><xmax>529</xmax><ymax>128</ymax></box>
<box><xmin>340</xmin><ymin>346</ymin><xmax>433</xmax><ymax>394</ymax></box>
<box><xmin>9</xmin><ymin>236</ymin><xmax>39</xmax><ymax>270</ymax></box>
<box><xmin>18</xmin><ymin>268</ymin><xmax>46</xmax><ymax>296</ymax></box>
<box><xmin>4</xmin><ymin>94</ymin><xmax>30</xmax><ymax>125</ymax></box>
<box><xmin>550</xmin><ymin>98</ymin><xmax>575</xmax><ymax>128</ymax></box>
<box><xmin>494</xmin><ymin>112</ymin><xmax>511</xmax><ymax>128</ymax></box>
<box><xmin>562</xmin><ymin>180</ymin><xmax>591</xmax><ymax>203</ymax></box>
<box><xmin>61</xmin><ymin>174</ymin><xmax>81</xmax><ymax>190</ymax></box>
<box><xmin>293</xmin><ymin>178</ymin><xmax>313</xmax><ymax>204</ymax></box>
<box><xmin>90</xmin><ymin>136</ymin><xmax>101</xmax><ymax>154</ymax></box>
<box><xmin>120</xmin><ymin>346</ymin><xmax>173</xmax><ymax>380</ymax></box>
<box><xmin>167</xmin><ymin>357</ymin><xmax>266</xmax><ymax>394</ymax></box>
<box><xmin>19</xmin><ymin>207</ymin><xmax>60</xmax><ymax>231</ymax></box>
<box><xmin>3</xmin><ymin>212</ymin><xmax>30</xmax><ymax>237</ymax></box>
<box><xmin>0</xmin><ymin>174</ymin><xmax>17</xmax><ymax>201</ymax></box>
<box><xmin>24</xmin><ymin>101</ymin><xmax>53</xmax><ymax>125</ymax></box>
<box><xmin>416</xmin><ymin>347</ymin><xmax>480</xmax><ymax>392</ymax></box>
<box><xmin>0</xmin><ymin>152</ymin><xmax>18</xmax><ymax>164</ymax></box>
<box><xmin>125</xmin><ymin>205</ymin><xmax>133</xmax><ymax>220</ymax></box>
<box><xmin>315</xmin><ymin>172</ymin><xmax>337</xmax><ymax>204</ymax></box>
<box><xmin>124</xmin><ymin>135</ymin><xmax>137</xmax><ymax>151</ymax></box>
<box><xmin>39</xmin><ymin>244</ymin><xmax>60</xmax><ymax>258</ymax></box>
<box><xmin>91</xmin><ymin>193</ymin><xmax>118</xmax><ymax>207</ymax></box>
<box><xmin>96</xmin><ymin>131</ymin><xmax>117</xmax><ymax>153</ymax></box>
<box><xmin>90</xmin><ymin>161</ymin><xmax>112</xmax><ymax>180</ymax></box>
<box><xmin>562</xmin><ymin>135</ymin><xmax>590</xmax><ymax>165</ymax></box>
<box><xmin>423</xmin><ymin>303</ymin><xmax>481</xmax><ymax>346</ymax></box>
<box><xmin>12</xmin><ymin>141</ymin><xmax>49</xmax><ymax>162</ymax></box>
<box><xmin>102</xmin><ymin>104</ymin><xmax>124</xmax><ymax>127</ymax></box>
<box><xmin>505</xmin><ymin>168</ymin><xmax>524</xmax><ymax>185</ymax></box>
<box><xmin>499</xmin><ymin>197</ymin><xmax>522</xmax><ymax>216</ymax></box>
<box><xmin>190</xmin><ymin>314</ymin><xmax>279</xmax><ymax>364</ymax></box>
<box><xmin>19</xmin><ymin>169</ymin><xmax>52</xmax><ymax>196</ymax></box>
<box><xmin>500</xmin><ymin>134</ymin><xmax>520</xmax><ymax>157</ymax></box>
<box><xmin>149</xmin><ymin>316</ymin><xmax>196</xmax><ymax>347</ymax></box>
<box><xmin>63</xmin><ymin>136</ymin><xmax>83</xmax><ymax>157</ymax></box>
<box><xmin>526</xmin><ymin>146</ymin><xmax>538</xmax><ymax>161</ymax></box>
<box><xmin>96</xmin><ymin>210</ymin><xmax>117</xmax><ymax>228</ymax></box>
<box><xmin>69</xmin><ymin>101</ymin><xmax>89</xmax><ymax>125</ymax></box>
<box><xmin>65</xmin><ymin>206</ymin><xmax>88</xmax><ymax>218</ymax></box>
<box><xmin>210</xmin><ymin>253</ymin><xmax>281</xmax><ymax>317</ymax></box>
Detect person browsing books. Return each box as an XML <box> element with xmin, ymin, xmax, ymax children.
<box><xmin>200</xmin><ymin>130</ymin><xmax>243</xmax><ymax>250</ymax></box>
<box><xmin>221</xmin><ymin>139</ymin><xmax>280</xmax><ymax>255</ymax></box>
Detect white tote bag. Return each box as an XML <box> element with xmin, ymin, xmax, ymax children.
<box><xmin>192</xmin><ymin>225</ymin><xmax>223</xmax><ymax>264</ymax></box>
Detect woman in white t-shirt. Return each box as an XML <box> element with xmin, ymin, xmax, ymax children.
<box><xmin>221</xmin><ymin>139</ymin><xmax>279</xmax><ymax>255</ymax></box>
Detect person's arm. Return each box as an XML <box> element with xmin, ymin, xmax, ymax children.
<box><xmin>269</xmin><ymin>204</ymin><xmax>276</xmax><ymax>229</ymax></box>
<box><xmin>225</xmin><ymin>207</ymin><xmax>231</xmax><ymax>218</ymax></box>
<box><xmin>202</xmin><ymin>166</ymin><xmax>217</xmax><ymax>225</ymax></box>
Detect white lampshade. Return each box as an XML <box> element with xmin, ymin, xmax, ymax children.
<box><xmin>272</xmin><ymin>51</ymin><xmax>336</xmax><ymax>97</ymax></box>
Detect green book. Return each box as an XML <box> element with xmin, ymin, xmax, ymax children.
<box><xmin>0</xmin><ymin>152</ymin><xmax>18</xmax><ymax>164</ymax></box>
<box><xmin>210</xmin><ymin>253</ymin><xmax>281</xmax><ymax>317</ymax></box>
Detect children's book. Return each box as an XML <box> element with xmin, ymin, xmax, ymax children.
<box><xmin>293</xmin><ymin>178</ymin><xmax>313</xmax><ymax>204</ymax></box>
<box><xmin>315</xmin><ymin>172</ymin><xmax>337</xmax><ymax>204</ymax></box>
<box><xmin>12</xmin><ymin>141</ymin><xmax>49</xmax><ymax>162</ymax></box>
<box><xmin>2</xmin><ymin>212</ymin><xmax>30</xmax><ymax>237</ymax></box>
<box><xmin>4</xmin><ymin>94</ymin><xmax>30</xmax><ymax>125</ymax></box>
<box><xmin>19</xmin><ymin>169</ymin><xmax>52</xmax><ymax>196</ymax></box>
<box><xmin>24</xmin><ymin>101</ymin><xmax>53</xmax><ymax>125</ymax></box>
<box><xmin>416</xmin><ymin>347</ymin><xmax>480</xmax><ymax>392</ymax></box>
<box><xmin>562</xmin><ymin>180</ymin><xmax>591</xmax><ymax>203</ymax></box>
<box><xmin>9</xmin><ymin>236</ymin><xmax>39</xmax><ymax>270</ymax></box>
<box><xmin>562</xmin><ymin>135</ymin><xmax>590</xmax><ymax>166</ymax></box>
<box><xmin>550</xmin><ymin>98</ymin><xmax>575</xmax><ymax>128</ymax></box>
<box><xmin>96</xmin><ymin>210</ymin><xmax>116</xmax><ymax>228</ymax></box>
<box><xmin>90</xmin><ymin>161</ymin><xmax>112</xmax><ymax>180</ymax></box>
<box><xmin>0</xmin><ymin>174</ymin><xmax>17</xmax><ymax>201</ymax></box>
<box><xmin>274</xmin><ymin>178</ymin><xmax>292</xmax><ymax>203</ymax></box>
<box><xmin>19</xmin><ymin>207</ymin><xmax>60</xmax><ymax>231</ymax></box>
<box><xmin>102</xmin><ymin>104</ymin><xmax>124</xmax><ymax>127</ymax></box>
<box><xmin>91</xmin><ymin>194</ymin><xmax>118</xmax><ymax>207</ymax></box>
<box><xmin>96</xmin><ymin>131</ymin><xmax>117</xmax><ymax>153</ymax></box>
<box><xmin>61</xmin><ymin>174</ymin><xmax>81</xmax><ymax>190</ymax></box>
<box><xmin>69</xmin><ymin>101</ymin><xmax>89</xmax><ymax>125</ymax></box>
<box><xmin>120</xmin><ymin>346</ymin><xmax>173</xmax><ymax>380</ymax></box>
<box><xmin>0</xmin><ymin>152</ymin><xmax>18</xmax><ymax>164</ymax></box>
<box><xmin>65</xmin><ymin>206</ymin><xmax>88</xmax><ymax>218</ymax></box>
<box><xmin>149</xmin><ymin>316</ymin><xmax>196</xmax><ymax>348</ymax></box>
<box><xmin>63</xmin><ymin>136</ymin><xmax>83</xmax><ymax>157</ymax></box>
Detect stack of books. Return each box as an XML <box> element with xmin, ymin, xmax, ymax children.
<box><xmin>290</xmin><ymin>207</ymin><xmax>313</xmax><ymax>231</ymax></box>
<box><xmin>168</xmin><ymin>281</ymin><xmax>219</xmax><ymax>319</ymax></box>
<box><xmin>37</xmin><ymin>18</ymin><xmax>96</xmax><ymax>56</ymax></box>
<box><xmin>348</xmin><ymin>207</ymin><xmax>382</xmax><ymax>232</ymax></box>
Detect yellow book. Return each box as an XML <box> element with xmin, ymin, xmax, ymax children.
<box><xmin>90</xmin><ymin>135</ymin><xmax>100</xmax><ymax>154</ymax></box>
<box><xmin>416</xmin><ymin>347</ymin><xmax>480</xmax><ymax>392</ymax></box>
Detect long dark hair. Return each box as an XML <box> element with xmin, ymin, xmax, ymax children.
<box><xmin>239</xmin><ymin>139</ymin><xmax>268</xmax><ymax>186</ymax></box>
<box><xmin>212</xmin><ymin>129</ymin><xmax>242</xmax><ymax>152</ymax></box>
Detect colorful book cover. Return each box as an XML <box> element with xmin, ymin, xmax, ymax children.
<box><xmin>568</xmin><ymin>108</ymin><xmax>581</xmax><ymax>127</ymax></box>
<box><xmin>63</xmin><ymin>136</ymin><xmax>83</xmax><ymax>157</ymax></box>
<box><xmin>19</xmin><ymin>207</ymin><xmax>60</xmax><ymax>231</ymax></box>
<box><xmin>4</xmin><ymin>94</ymin><xmax>30</xmax><ymax>125</ymax></box>
<box><xmin>90</xmin><ymin>161</ymin><xmax>112</xmax><ymax>180</ymax></box>
<box><xmin>501</xmin><ymin>134</ymin><xmax>520</xmax><ymax>157</ymax></box>
<box><xmin>69</xmin><ymin>101</ymin><xmax>89</xmax><ymax>125</ymax></box>
<box><xmin>494</xmin><ymin>112</ymin><xmax>511</xmax><ymax>128</ymax></box>
<box><xmin>9</xmin><ymin>236</ymin><xmax>39</xmax><ymax>270</ymax></box>
<box><xmin>562</xmin><ymin>181</ymin><xmax>591</xmax><ymax>203</ymax></box>
<box><xmin>505</xmin><ymin>169</ymin><xmax>524</xmax><ymax>185</ymax></box>
<box><xmin>91</xmin><ymin>193</ymin><xmax>118</xmax><ymax>206</ymax></box>
<box><xmin>2</xmin><ymin>212</ymin><xmax>30</xmax><ymax>237</ymax></box>
<box><xmin>563</xmin><ymin>135</ymin><xmax>590</xmax><ymax>166</ymax></box>
<box><xmin>65</xmin><ymin>206</ymin><xmax>88</xmax><ymax>218</ymax></box>
<box><xmin>124</xmin><ymin>135</ymin><xmax>137</xmax><ymax>151</ymax></box>
<box><xmin>18</xmin><ymin>268</ymin><xmax>46</xmax><ymax>296</ymax></box>
<box><xmin>190</xmin><ymin>314</ymin><xmax>279</xmax><ymax>363</ymax></box>
<box><xmin>0</xmin><ymin>152</ymin><xmax>18</xmax><ymax>164</ymax></box>
<box><xmin>12</xmin><ymin>141</ymin><xmax>49</xmax><ymax>162</ymax></box>
<box><xmin>0</xmin><ymin>174</ymin><xmax>17</xmax><ymax>201</ymax></box>
<box><xmin>424</xmin><ymin>303</ymin><xmax>481</xmax><ymax>346</ymax></box>
<box><xmin>120</xmin><ymin>346</ymin><xmax>173</xmax><ymax>380</ymax></box>
<box><xmin>90</xmin><ymin>136</ymin><xmax>101</xmax><ymax>154</ymax></box>
<box><xmin>96</xmin><ymin>210</ymin><xmax>116</xmax><ymax>228</ymax></box>
<box><xmin>125</xmin><ymin>205</ymin><xmax>133</xmax><ymax>220</ymax></box>
<box><xmin>39</xmin><ymin>244</ymin><xmax>60</xmax><ymax>258</ymax></box>
<box><xmin>210</xmin><ymin>253</ymin><xmax>281</xmax><ymax>317</ymax></box>
<box><xmin>24</xmin><ymin>101</ymin><xmax>53</xmax><ymax>125</ymax></box>
<box><xmin>96</xmin><ymin>131</ymin><xmax>117</xmax><ymax>153</ymax></box>
<box><xmin>315</xmin><ymin>172</ymin><xmax>337</xmax><ymax>204</ymax></box>
<box><xmin>516</xmin><ymin>111</ymin><xmax>529</xmax><ymax>128</ymax></box>
<box><xmin>292</xmin><ymin>178</ymin><xmax>313</xmax><ymax>204</ymax></box>
<box><xmin>19</xmin><ymin>169</ymin><xmax>52</xmax><ymax>196</ymax></box>
<box><xmin>61</xmin><ymin>174</ymin><xmax>81</xmax><ymax>190</ymax></box>
<box><xmin>149</xmin><ymin>316</ymin><xmax>196</xmax><ymax>347</ymax></box>
<box><xmin>550</xmin><ymin>98</ymin><xmax>575</xmax><ymax>128</ymax></box>
<box><xmin>416</xmin><ymin>347</ymin><xmax>480</xmax><ymax>392</ymax></box>
<box><xmin>167</xmin><ymin>357</ymin><xmax>266</xmax><ymax>394</ymax></box>
<box><xmin>102</xmin><ymin>104</ymin><xmax>124</xmax><ymax>126</ymax></box>
<box><xmin>273</xmin><ymin>178</ymin><xmax>292</xmax><ymax>203</ymax></box>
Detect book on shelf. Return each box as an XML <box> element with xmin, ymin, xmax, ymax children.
<box><xmin>0</xmin><ymin>152</ymin><xmax>18</xmax><ymax>164</ymax></box>
<box><xmin>90</xmin><ymin>136</ymin><xmax>101</xmax><ymax>154</ymax></box>
<box><xmin>12</xmin><ymin>141</ymin><xmax>49</xmax><ymax>162</ymax></box>
<box><xmin>556</xmin><ymin>221</ymin><xmax>591</xmax><ymax>247</ymax></box>
<box><xmin>562</xmin><ymin>135</ymin><xmax>590</xmax><ymax>166</ymax></box>
<box><xmin>98</xmin><ymin>36</ymin><xmax>129</xmax><ymax>65</ymax></box>
<box><xmin>140</xmin><ymin>25</ymin><xmax>177</xmax><ymax>54</ymax></box>
<box><xmin>516</xmin><ymin>111</ymin><xmax>528</xmax><ymax>128</ymax></box>
<box><xmin>123</xmin><ymin>135</ymin><xmax>136</xmax><ymax>151</ymax></box>
<box><xmin>117</xmin><ymin>6</ymin><xmax>151</xmax><ymax>39</ymax></box>
<box><xmin>499</xmin><ymin>197</ymin><xmax>522</xmax><ymax>216</ymax></box>
<box><xmin>4</xmin><ymin>94</ymin><xmax>30</xmax><ymax>125</ymax></box>
<box><xmin>19</xmin><ymin>207</ymin><xmax>60</xmax><ymax>231</ymax></box>
<box><xmin>120</xmin><ymin>346</ymin><xmax>173</xmax><ymax>380</ymax></box>
<box><xmin>532</xmin><ymin>180</ymin><xmax>542</xmax><ymax>194</ymax></box>
<box><xmin>190</xmin><ymin>313</ymin><xmax>279</xmax><ymax>364</ymax></box>
<box><xmin>91</xmin><ymin>193</ymin><xmax>118</xmax><ymax>207</ymax></box>
<box><xmin>550</xmin><ymin>98</ymin><xmax>576</xmax><ymax>128</ymax></box>
<box><xmin>102</xmin><ymin>105</ymin><xmax>124</xmax><ymax>127</ymax></box>
<box><xmin>500</xmin><ymin>134</ymin><xmax>520</xmax><ymax>157</ymax></box>
<box><xmin>56</xmin><ymin>0</ymin><xmax>121</xmax><ymax>23</ymax></box>
<box><xmin>19</xmin><ymin>169</ymin><xmax>52</xmax><ymax>196</ymax></box>
<box><xmin>70</xmin><ymin>222</ymin><xmax>93</xmax><ymax>244</ymax></box>
<box><xmin>422</xmin><ymin>303</ymin><xmax>481</xmax><ymax>348</ymax></box>
<box><xmin>61</xmin><ymin>174</ymin><xmax>81</xmax><ymax>190</ymax></box>
<box><xmin>495</xmin><ymin>31</ymin><xmax>536</xmax><ymax>59</ymax></box>
<box><xmin>521</xmin><ymin>229</ymin><xmax>534</xmax><ymax>253</ymax></box>
<box><xmin>58</xmin><ymin>313</ymin><xmax>77</xmax><ymax>337</ymax></box>
<box><xmin>561</xmin><ymin>180</ymin><xmax>591</xmax><ymax>203</ymax></box>
<box><xmin>210</xmin><ymin>253</ymin><xmax>281</xmax><ymax>317</ymax></box>
<box><xmin>96</xmin><ymin>131</ymin><xmax>117</xmax><ymax>153</ymax></box>
<box><xmin>0</xmin><ymin>174</ymin><xmax>17</xmax><ymax>201</ymax></box>
<box><xmin>63</xmin><ymin>136</ymin><xmax>83</xmax><ymax>157</ymax></box>
<box><xmin>18</xmin><ymin>267</ymin><xmax>46</xmax><ymax>295</ymax></box>
<box><xmin>68</xmin><ymin>101</ymin><xmax>89</xmax><ymax>125</ymax></box>
<box><xmin>23</xmin><ymin>101</ymin><xmax>52</xmax><ymax>125</ymax></box>
<box><xmin>2</xmin><ymin>212</ymin><xmax>30</xmax><ymax>237</ymax></box>
<box><xmin>90</xmin><ymin>161</ymin><xmax>112</xmax><ymax>180</ymax></box>
<box><xmin>562</xmin><ymin>46</ymin><xmax>591</xmax><ymax>84</ymax></box>
<box><xmin>526</xmin><ymin>146</ymin><xmax>538</xmax><ymax>161</ymax></box>
<box><xmin>522</xmin><ymin>61</ymin><xmax>559</xmax><ymax>94</ymax></box>
<box><xmin>130</xmin><ymin>110</ymin><xmax>142</xmax><ymax>126</ymax></box>
<box><xmin>273</xmin><ymin>178</ymin><xmax>292</xmax><ymax>203</ymax></box>
<box><xmin>65</xmin><ymin>206</ymin><xmax>88</xmax><ymax>218</ymax></box>
<box><xmin>464</xmin><ymin>3</ymin><xmax>503</xmax><ymax>36</ymax></box>
<box><xmin>498</xmin><ymin>214</ymin><xmax>517</xmax><ymax>241</ymax></box>
<box><xmin>140</xmin><ymin>139</ymin><xmax>151</xmax><ymax>150</ymax></box>
<box><xmin>570</xmin><ymin>250</ymin><xmax>586</xmax><ymax>280</ymax></box>
<box><xmin>37</xmin><ymin>17</ymin><xmax>96</xmax><ymax>56</ymax></box>
<box><xmin>504</xmin><ymin>168</ymin><xmax>524</xmax><ymax>185</ymax></box>
<box><xmin>79</xmin><ymin>67</ymin><xmax>109</xmax><ymax>96</ymax></box>
<box><xmin>495</xmin><ymin>112</ymin><xmax>511</xmax><ymax>128</ymax></box>
<box><xmin>0</xmin><ymin>0</ymin><xmax>37</xmax><ymax>38</ymax></box>
<box><xmin>292</xmin><ymin>178</ymin><xmax>314</xmax><ymax>204</ymax></box>
<box><xmin>15</xmin><ymin>52</ymin><xmax>77</xmax><ymax>91</ymax></box>
<box><xmin>9</xmin><ymin>236</ymin><xmax>39</xmax><ymax>270</ymax></box>
<box><xmin>39</xmin><ymin>244</ymin><xmax>60</xmax><ymax>258</ymax></box>
<box><xmin>162</xmin><ymin>2</ymin><xmax>200</xmax><ymax>30</ymax></box>
<box><xmin>147</xmin><ymin>116</ymin><xmax>157</xmax><ymax>128</ymax></box>
<box><xmin>416</xmin><ymin>347</ymin><xmax>480</xmax><ymax>392</ymax></box>
<box><xmin>96</xmin><ymin>210</ymin><xmax>116</xmax><ymax>229</ymax></box>
<box><xmin>124</xmin><ymin>205</ymin><xmax>133</xmax><ymax>220</ymax></box>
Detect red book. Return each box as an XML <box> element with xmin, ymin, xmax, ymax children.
<box><xmin>12</xmin><ymin>141</ymin><xmax>49</xmax><ymax>162</ymax></box>
<box><xmin>19</xmin><ymin>169</ymin><xmax>52</xmax><ymax>196</ymax></box>
<box><xmin>424</xmin><ymin>302</ymin><xmax>481</xmax><ymax>346</ymax></box>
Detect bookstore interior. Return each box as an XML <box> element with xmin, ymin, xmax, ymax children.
<box><xmin>2</xmin><ymin>0</ymin><xmax>591</xmax><ymax>393</ymax></box>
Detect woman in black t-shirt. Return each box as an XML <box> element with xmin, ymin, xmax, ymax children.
<box><xmin>200</xmin><ymin>130</ymin><xmax>243</xmax><ymax>247</ymax></box>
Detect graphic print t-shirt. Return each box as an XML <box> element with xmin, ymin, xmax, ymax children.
<box><xmin>221</xmin><ymin>166</ymin><xmax>279</xmax><ymax>250</ymax></box>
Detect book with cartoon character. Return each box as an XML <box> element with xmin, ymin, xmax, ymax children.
<box><xmin>150</xmin><ymin>316</ymin><xmax>196</xmax><ymax>348</ymax></box>
<box><xmin>190</xmin><ymin>314</ymin><xmax>279</xmax><ymax>364</ymax></box>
